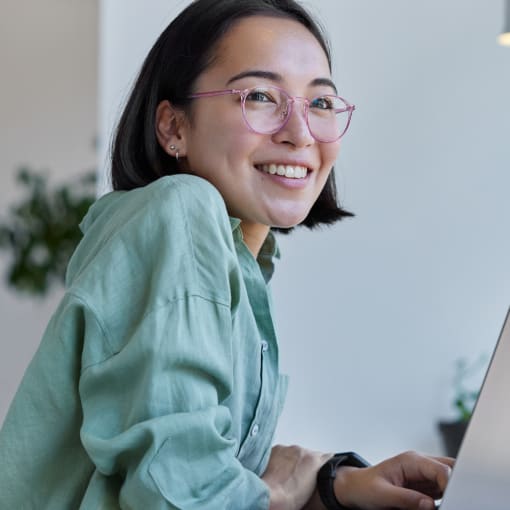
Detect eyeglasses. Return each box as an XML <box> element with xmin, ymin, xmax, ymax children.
<box><xmin>187</xmin><ymin>85</ymin><xmax>355</xmax><ymax>143</ymax></box>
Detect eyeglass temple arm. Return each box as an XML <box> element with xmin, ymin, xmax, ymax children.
<box><xmin>188</xmin><ymin>89</ymin><xmax>240</xmax><ymax>99</ymax></box>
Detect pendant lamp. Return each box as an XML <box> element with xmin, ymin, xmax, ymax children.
<box><xmin>499</xmin><ymin>0</ymin><xmax>510</xmax><ymax>46</ymax></box>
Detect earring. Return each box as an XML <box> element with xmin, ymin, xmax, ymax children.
<box><xmin>169</xmin><ymin>144</ymin><xmax>179</xmax><ymax>162</ymax></box>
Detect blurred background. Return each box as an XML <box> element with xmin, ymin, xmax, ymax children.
<box><xmin>0</xmin><ymin>0</ymin><xmax>98</xmax><ymax>426</ymax></box>
<box><xmin>1</xmin><ymin>0</ymin><xmax>509</xmax><ymax>463</ymax></box>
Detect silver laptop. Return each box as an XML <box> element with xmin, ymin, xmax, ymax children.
<box><xmin>437</xmin><ymin>308</ymin><xmax>510</xmax><ymax>510</ymax></box>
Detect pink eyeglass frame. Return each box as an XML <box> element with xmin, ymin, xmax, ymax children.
<box><xmin>187</xmin><ymin>85</ymin><xmax>355</xmax><ymax>143</ymax></box>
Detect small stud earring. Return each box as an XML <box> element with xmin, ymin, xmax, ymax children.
<box><xmin>169</xmin><ymin>144</ymin><xmax>179</xmax><ymax>162</ymax></box>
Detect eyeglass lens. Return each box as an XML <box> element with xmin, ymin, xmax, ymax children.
<box><xmin>241</xmin><ymin>87</ymin><xmax>351</xmax><ymax>142</ymax></box>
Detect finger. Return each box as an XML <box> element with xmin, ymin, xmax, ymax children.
<box><xmin>403</xmin><ymin>480</ymin><xmax>444</xmax><ymax>500</ymax></box>
<box><xmin>430</xmin><ymin>455</ymin><xmax>456</xmax><ymax>468</ymax></box>
<box><xmin>290</xmin><ymin>446</ymin><xmax>333</xmax><ymax>470</ymax></box>
<box><xmin>301</xmin><ymin>448</ymin><xmax>335</xmax><ymax>467</ymax></box>
<box><xmin>417</xmin><ymin>458</ymin><xmax>452</xmax><ymax>491</ymax></box>
<box><xmin>393</xmin><ymin>452</ymin><xmax>452</xmax><ymax>492</ymax></box>
<box><xmin>374</xmin><ymin>481</ymin><xmax>437</xmax><ymax>510</ymax></box>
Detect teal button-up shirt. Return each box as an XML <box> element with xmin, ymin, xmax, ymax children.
<box><xmin>0</xmin><ymin>174</ymin><xmax>288</xmax><ymax>509</ymax></box>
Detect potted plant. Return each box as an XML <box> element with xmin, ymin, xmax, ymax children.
<box><xmin>437</xmin><ymin>354</ymin><xmax>487</xmax><ymax>457</ymax></box>
<box><xmin>0</xmin><ymin>167</ymin><xmax>96</xmax><ymax>296</ymax></box>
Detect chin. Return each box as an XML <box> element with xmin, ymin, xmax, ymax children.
<box><xmin>270</xmin><ymin>211</ymin><xmax>309</xmax><ymax>229</ymax></box>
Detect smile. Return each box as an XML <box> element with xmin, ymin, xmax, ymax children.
<box><xmin>258</xmin><ymin>164</ymin><xmax>309</xmax><ymax>179</ymax></box>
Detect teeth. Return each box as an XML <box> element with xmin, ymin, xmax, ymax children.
<box><xmin>260</xmin><ymin>164</ymin><xmax>308</xmax><ymax>179</ymax></box>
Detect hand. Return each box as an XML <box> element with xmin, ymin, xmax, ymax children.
<box><xmin>333</xmin><ymin>450</ymin><xmax>454</xmax><ymax>510</ymax></box>
<box><xmin>261</xmin><ymin>444</ymin><xmax>332</xmax><ymax>510</ymax></box>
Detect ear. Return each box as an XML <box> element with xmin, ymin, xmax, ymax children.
<box><xmin>155</xmin><ymin>100</ymin><xmax>188</xmax><ymax>158</ymax></box>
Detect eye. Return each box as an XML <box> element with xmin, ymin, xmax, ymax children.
<box><xmin>245</xmin><ymin>89</ymin><xmax>277</xmax><ymax>103</ymax></box>
<box><xmin>310</xmin><ymin>96</ymin><xmax>335</xmax><ymax>110</ymax></box>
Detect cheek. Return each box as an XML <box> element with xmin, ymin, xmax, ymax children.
<box><xmin>189</xmin><ymin>109</ymin><xmax>255</xmax><ymax>164</ymax></box>
<box><xmin>184</xmin><ymin>123</ymin><xmax>258</xmax><ymax>183</ymax></box>
<box><xmin>321</xmin><ymin>140</ymin><xmax>341</xmax><ymax>168</ymax></box>
<box><xmin>314</xmin><ymin>142</ymin><xmax>340</xmax><ymax>192</ymax></box>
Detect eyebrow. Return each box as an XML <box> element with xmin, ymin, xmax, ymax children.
<box><xmin>226</xmin><ymin>70</ymin><xmax>338</xmax><ymax>94</ymax></box>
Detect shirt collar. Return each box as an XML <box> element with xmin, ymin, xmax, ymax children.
<box><xmin>229</xmin><ymin>217</ymin><xmax>281</xmax><ymax>283</ymax></box>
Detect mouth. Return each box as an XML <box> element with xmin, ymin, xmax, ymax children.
<box><xmin>256</xmin><ymin>163</ymin><xmax>309</xmax><ymax>180</ymax></box>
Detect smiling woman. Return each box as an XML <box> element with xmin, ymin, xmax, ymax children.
<box><xmin>152</xmin><ymin>15</ymin><xmax>346</xmax><ymax>248</ymax></box>
<box><xmin>0</xmin><ymin>1</ymin><xmax>453</xmax><ymax>509</ymax></box>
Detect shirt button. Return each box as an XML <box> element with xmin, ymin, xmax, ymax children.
<box><xmin>261</xmin><ymin>340</ymin><xmax>269</xmax><ymax>352</ymax></box>
<box><xmin>251</xmin><ymin>424</ymin><xmax>260</xmax><ymax>437</ymax></box>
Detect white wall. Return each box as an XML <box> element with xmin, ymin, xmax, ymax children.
<box><xmin>273</xmin><ymin>1</ymin><xmax>510</xmax><ymax>461</ymax></box>
<box><xmin>98</xmin><ymin>0</ymin><xmax>510</xmax><ymax>463</ymax></box>
<box><xmin>275</xmin><ymin>0</ymin><xmax>510</xmax><ymax>462</ymax></box>
<box><xmin>0</xmin><ymin>0</ymin><xmax>98</xmax><ymax>421</ymax></box>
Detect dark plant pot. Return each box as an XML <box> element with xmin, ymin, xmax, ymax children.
<box><xmin>438</xmin><ymin>419</ymin><xmax>469</xmax><ymax>457</ymax></box>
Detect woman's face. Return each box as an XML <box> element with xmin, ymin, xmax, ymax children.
<box><xmin>178</xmin><ymin>15</ymin><xmax>341</xmax><ymax>235</ymax></box>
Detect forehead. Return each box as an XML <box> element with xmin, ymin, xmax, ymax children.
<box><xmin>198</xmin><ymin>15</ymin><xmax>332</xmax><ymax>87</ymax></box>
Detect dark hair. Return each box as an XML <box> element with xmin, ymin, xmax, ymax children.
<box><xmin>110</xmin><ymin>0</ymin><xmax>353</xmax><ymax>229</ymax></box>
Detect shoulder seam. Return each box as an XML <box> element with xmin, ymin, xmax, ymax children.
<box><xmin>175</xmin><ymin>182</ymin><xmax>199</xmax><ymax>291</ymax></box>
<box><xmin>67</xmin><ymin>291</ymin><xmax>115</xmax><ymax>360</ymax></box>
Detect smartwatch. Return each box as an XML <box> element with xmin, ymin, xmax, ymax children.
<box><xmin>317</xmin><ymin>451</ymin><xmax>371</xmax><ymax>510</ymax></box>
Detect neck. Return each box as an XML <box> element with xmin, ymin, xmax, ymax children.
<box><xmin>240</xmin><ymin>221</ymin><xmax>271</xmax><ymax>258</ymax></box>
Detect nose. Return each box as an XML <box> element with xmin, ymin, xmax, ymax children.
<box><xmin>271</xmin><ymin>98</ymin><xmax>315</xmax><ymax>148</ymax></box>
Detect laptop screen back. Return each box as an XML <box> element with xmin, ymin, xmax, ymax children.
<box><xmin>440</xmin><ymin>309</ymin><xmax>510</xmax><ymax>510</ymax></box>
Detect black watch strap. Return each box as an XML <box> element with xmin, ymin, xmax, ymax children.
<box><xmin>317</xmin><ymin>451</ymin><xmax>370</xmax><ymax>510</ymax></box>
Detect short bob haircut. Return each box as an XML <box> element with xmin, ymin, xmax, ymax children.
<box><xmin>110</xmin><ymin>0</ymin><xmax>353</xmax><ymax>230</ymax></box>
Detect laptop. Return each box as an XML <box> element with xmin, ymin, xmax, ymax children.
<box><xmin>436</xmin><ymin>307</ymin><xmax>510</xmax><ymax>510</ymax></box>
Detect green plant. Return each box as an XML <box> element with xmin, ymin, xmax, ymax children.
<box><xmin>451</xmin><ymin>353</ymin><xmax>488</xmax><ymax>422</ymax></box>
<box><xmin>0</xmin><ymin>167</ymin><xmax>96</xmax><ymax>296</ymax></box>
<box><xmin>438</xmin><ymin>353</ymin><xmax>488</xmax><ymax>456</ymax></box>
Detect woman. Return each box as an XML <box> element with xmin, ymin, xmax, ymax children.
<box><xmin>0</xmin><ymin>0</ymin><xmax>453</xmax><ymax>508</ymax></box>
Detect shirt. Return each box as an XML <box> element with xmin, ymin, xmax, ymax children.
<box><xmin>0</xmin><ymin>174</ymin><xmax>288</xmax><ymax>509</ymax></box>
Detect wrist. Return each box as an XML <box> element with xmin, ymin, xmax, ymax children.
<box><xmin>316</xmin><ymin>452</ymin><xmax>370</xmax><ymax>510</ymax></box>
<box><xmin>332</xmin><ymin>466</ymin><xmax>359</xmax><ymax>508</ymax></box>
